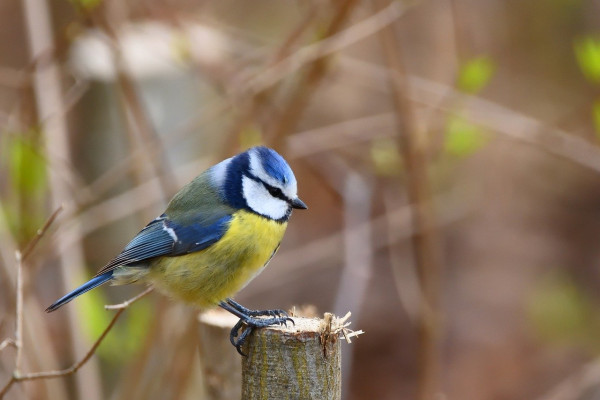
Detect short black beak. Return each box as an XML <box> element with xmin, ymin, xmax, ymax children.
<box><xmin>291</xmin><ymin>197</ymin><xmax>308</xmax><ymax>210</ymax></box>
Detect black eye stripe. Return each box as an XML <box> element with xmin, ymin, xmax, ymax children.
<box><xmin>263</xmin><ymin>182</ymin><xmax>287</xmax><ymax>201</ymax></box>
<box><xmin>245</xmin><ymin>173</ymin><xmax>289</xmax><ymax>202</ymax></box>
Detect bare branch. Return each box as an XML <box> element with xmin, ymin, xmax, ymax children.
<box><xmin>238</xmin><ymin>1</ymin><xmax>409</xmax><ymax>96</ymax></box>
<box><xmin>14</xmin><ymin>251</ymin><xmax>23</xmax><ymax>374</ymax></box>
<box><xmin>20</xmin><ymin>206</ymin><xmax>63</xmax><ymax>262</ymax></box>
<box><xmin>267</xmin><ymin>0</ymin><xmax>360</xmax><ymax>150</ymax></box>
<box><xmin>0</xmin><ymin>289</ymin><xmax>150</xmax><ymax>399</ymax></box>
<box><xmin>375</xmin><ymin>1</ymin><xmax>443</xmax><ymax>398</ymax></box>
<box><xmin>14</xmin><ymin>206</ymin><xmax>63</xmax><ymax>376</ymax></box>
<box><xmin>0</xmin><ymin>206</ymin><xmax>64</xmax><ymax>398</ymax></box>
<box><xmin>104</xmin><ymin>287</ymin><xmax>154</xmax><ymax>310</ymax></box>
<box><xmin>0</xmin><ymin>339</ymin><xmax>16</xmax><ymax>353</ymax></box>
<box><xmin>339</xmin><ymin>55</ymin><xmax>600</xmax><ymax>175</ymax></box>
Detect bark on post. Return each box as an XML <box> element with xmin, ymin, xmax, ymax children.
<box><xmin>241</xmin><ymin>314</ymin><xmax>345</xmax><ymax>400</ymax></box>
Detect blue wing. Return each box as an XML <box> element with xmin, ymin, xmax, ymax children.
<box><xmin>46</xmin><ymin>213</ymin><xmax>231</xmax><ymax>312</ymax></box>
<box><xmin>94</xmin><ymin>213</ymin><xmax>232</xmax><ymax>276</ymax></box>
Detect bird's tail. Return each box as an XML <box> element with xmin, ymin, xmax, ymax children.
<box><xmin>45</xmin><ymin>271</ymin><xmax>113</xmax><ymax>313</ymax></box>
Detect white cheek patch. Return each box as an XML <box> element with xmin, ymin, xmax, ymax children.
<box><xmin>242</xmin><ymin>176</ymin><xmax>289</xmax><ymax>220</ymax></box>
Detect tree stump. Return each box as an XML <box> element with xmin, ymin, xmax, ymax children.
<box><xmin>241</xmin><ymin>313</ymin><xmax>345</xmax><ymax>400</ymax></box>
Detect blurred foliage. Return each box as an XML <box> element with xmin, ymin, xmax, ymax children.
<box><xmin>527</xmin><ymin>272</ymin><xmax>600</xmax><ymax>352</ymax></box>
<box><xmin>457</xmin><ymin>56</ymin><xmax>496</xmax><ymax>94</ymax></box>
<box><xmin>0</xmin><ymin>132</ymin><xmax>47</xmax><ymax>244</ymax></box>
<box><xmin>370</xmin><ymin>138</ymin><xmax>402</xmax><ymax>176</ymax></box>
<box><xmin>443</xmin><ymin>114</ymin><xmax>489</xmax><ymax>157</ymax></box>
<box><xmin>573</xmin><ymin>37</ymin><xmax>600</xmax><ymax>139</ymax></box>
<box><xmin>77</xmin><ymin>282</ymin><xmax>152</xmax><ymax>364</ymax></box>
<box><xmin>171</xmin><ymin>33</ymin><xmax>193</xmax><ymax>65</ymax></box>
<box><xmin>68</xmin><ymin>0</ymin><xmax>102</xmax><ymax>12</ymax></box>
<box><xmin>239</xmin><ymin>125</ymin><xmax>264</xmax><ymax>150</ymax></box>
<box><xmin>447</xmin><ymin>56</ymin><xmax>494</xmax><ymax>158</ymax></box>
<box><xmin>552</xmin><ymin>0</ymin><xmax>583</xmax><ymax>8</ymax></box>
<box><xmin>574</xmin><ymin>36</ymin><xmax>600</xmax><ymax>84</ymax></box>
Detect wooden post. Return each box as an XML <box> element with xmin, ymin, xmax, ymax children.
<box><xmin>241</xmin><ymin>313</ymin><xmax>347</xmax><ymax>400</ymax></box>
<box><xmin>199</xmin><ymin>310</ymin><xmax>360</xmax><ymax>400</ymax></box>
<box><xmin>198</xmin><ymin>310</ymin><xmax>242</xmax><ymax>400</ymax></box>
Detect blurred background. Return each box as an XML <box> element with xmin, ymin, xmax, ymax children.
<box><xmin>3</xmin><ymin>0</ymin><xmax>600</xmax><ymax>399</ymax></box>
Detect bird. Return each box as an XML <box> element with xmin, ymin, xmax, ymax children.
<box><xmin>46</xmin><ymin>146</ymin><xmax>307</xmax><ymax>354</ymax></box>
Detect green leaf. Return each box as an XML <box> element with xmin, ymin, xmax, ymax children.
<box><xmin>2</xmin><ymin>133</ymin><xmax>47</xmax><ymax>242</ymax></box>
<box><xmin>527</xmin><ymin>273</ymin><xmax>596</xmax><ymax>347</ymax></box>
<box><xmin>574</xmin><ymin>37</ymin><xmax>600</xmax><ymax>84</ymax></box>
<box><xmin>68</xmin><ymin>0</ymin><xmax>102</xmax><ymax>11</ymax></box>
<box><xmin>370</xmin><ymin>139</ymin><xmax>402</xmax><ymax>176</ymax></box>
<box><xmin>171</xmin><ymin>33</ymin><xmax>192</xmax><ymax>64</ymax></box>
<box><xmin>444</xmin><ymin>115</ymin><xmax>488</xmax><ymax>157</ymax></box>
<box><xmin>457</xmin><ymin>56</ymin><xmax>496</xmax><ymax>94</ymax></box>
<box><xmin>8</xmin><ymin>135</ymin><xmax>46</xmax><ymax>194</ymax></box>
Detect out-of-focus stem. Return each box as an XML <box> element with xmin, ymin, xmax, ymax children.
<box><xmin>268</xmin><ymin>0</ymin><xmax>360</xmax><ymax>151</ymax></box>
<box><xmin>21</xmin><ymin>0</ymin><xmax>104</xmax><ymax>398</ymax></box>
<box><xmin>374</xmin><ymin>1</ymin><xmax>444</xmax><ymax>399</ymax></box>
<box><xmin>14</xmin><ymin>251</ymin><xmax>23</xmax><ymax>374</ymax></box>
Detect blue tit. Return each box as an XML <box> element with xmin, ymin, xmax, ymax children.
<box><xmin>46</xmin><ymin>146</ymin><xmax>307</xmax><ymax>354</ymax></box>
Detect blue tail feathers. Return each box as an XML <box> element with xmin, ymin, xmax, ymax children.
<box><xmin>45</xmin><ymin>271</ymin><xmax>113</xmax><ymax>313</ymax></box>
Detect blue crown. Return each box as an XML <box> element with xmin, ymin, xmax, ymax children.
<box><xmin>254</xmin><ymin>146</ymin><xmax>294</xmax><ymax>185</ymax></box>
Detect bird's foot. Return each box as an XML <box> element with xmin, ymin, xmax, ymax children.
<box><xmin>225</xmin><ymin>297</ymin><xmax>289</xmax><ymax>319</ymax></box>
<box><xmin>219</xmin><ymin>298</ymin><xmax>294</xmax><ymax>356</ymax></box>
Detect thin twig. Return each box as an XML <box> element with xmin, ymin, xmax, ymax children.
<box><xmin>338</xmin><ymin>55</ymin><xmax>600</xmax><ymax>175</ymax></box>
<box><xmin>104</xmin><ymin>287</ymin><xmax>154</xmax><ymax>310</ymax></box>
<box><xmin>268</xmin><ymin>0</ymin><xmax>360</xmax><ymax>150</ymax></box>
<box><xmin>0</xmin><ymin>207</ymin><xmax>68</xmax><ymax>398</ymax></box>
<box><xmin>91</xmin><ymin>8</ymin><xmax>178</xmax><ymax>200</ymax></box>
<box><xmin>23</xmin><ymin>0</ymin><xmax>104</xmax><ymax>394</ymax></box>
<box><xmin>20</xmin><ymin>206</ymin><xmax>63</xmax><ymax>262</ymax></box>
<box><xmin>218</xmin><ymin>1</ymin><xmax>320</xmax><ymax>159</ymax></box>
<box><xmin>0</xmin><ymin>339</ymin><xmax>16</xmax><ymax>353</ymax></box>
<box><xmin>239</xmin><ymin>0</ymin><xmax>409</xmax><ymax>96</ymax></box>
<box><xmin>0</xmin><ymin>289</ymin><xmax>150</xmax><ymax>399</ymax></box>
<box><xmin>14</xmin><ymin>251</ymin><xmax>23</xmax><ymax>375</ymax></box>
<box><xmin>374</xmin><ymin>1</ymin><xmax>443</xmax><ymax>399</ymax></box>
<box><xmin>0</xmin><ymin>207</ymin><xmax>65</xmax><ymax>399</ymax></box>
<box><xmin>13</xmin><ymin>206</ymin><xmax>63</xmax><ymax>376</ymax></box>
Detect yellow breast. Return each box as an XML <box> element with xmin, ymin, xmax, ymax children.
<box><xmin>148</xmin><ymin>210</ymin><xmax>287</xmax><ymax>308</ymax></box>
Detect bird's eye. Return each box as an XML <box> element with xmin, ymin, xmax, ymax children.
<box><xmin>266</xmin><ymin>185</ymin><xmax>283</xmax><ymax>198</ymax></box>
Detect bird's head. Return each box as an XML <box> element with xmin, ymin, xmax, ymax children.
<box><xmin>211</xmin><ymin>146</ymin><xmax>307</xmax><ymax>221</ymax></box>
